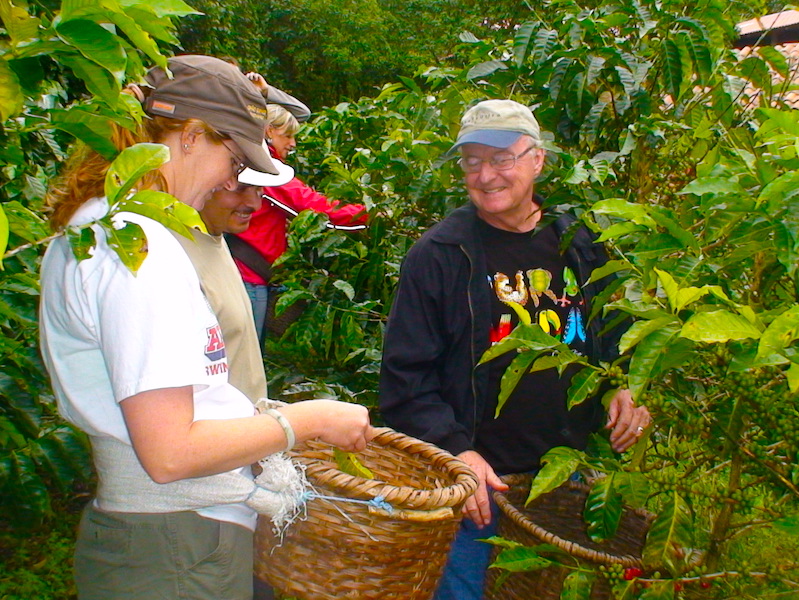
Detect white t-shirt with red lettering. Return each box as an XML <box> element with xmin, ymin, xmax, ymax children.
<box><xmin>39</xmin><ymin>197</ymin><xmax>257</xmax><ymax>528</ymax></box>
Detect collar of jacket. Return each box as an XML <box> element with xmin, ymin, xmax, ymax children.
<box><xmin>428</xmin><ymin>194</ymin><xmax>562</xmax><ymax>245</ymax></box>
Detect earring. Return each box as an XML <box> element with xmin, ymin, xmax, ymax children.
<box><xmin>183</xmin><ymin>143</ymin><xmax>190</xmax><ymax>151</ymax></box>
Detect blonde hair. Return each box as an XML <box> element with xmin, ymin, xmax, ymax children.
<box><xmin>266</xmin><ymin>104</ymin><xmax>300</xmax><ymax>137</ymax></box>
<box><xmin>47</xmin><ymin>86</ymin><xmax>226</xmax><ymax>231</ymax></box>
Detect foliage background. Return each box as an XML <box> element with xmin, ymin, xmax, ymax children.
<box><xmin>3</xmin><ymin>0</ymin><xmax>799</xmax><ymax>598</ymax></box>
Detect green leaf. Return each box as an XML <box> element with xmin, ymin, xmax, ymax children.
<box><xmin>648</xmin><ymin>207</ymin><xmax>700</xmax><ymax>253</ymax></box>
<box><xmin>757</xmin><ymin>305</ymin><xmax>799</xmax><ymax>360</ymax></box>
<box><xmin>596</xmin><ymin>222</ymin><xmax>646</xmax><ymax>242</ymax></box>
<box><xmin>758</xmin><ymin>45</ymin><xmax>789</xmax><ymax>79</ymax></box>
<box><xmin>627</xmin><ymin>325</ymin><xmax>681</xmax><ymax>400</ymax></box>
<box><xmin>662</xmin><ymin>38</ymin><xmax>683</xmax><ymax>100</ymax></box>
<box><xmin>513</xmin><ymin>21</ymin><xmax>536</xmax><ymax>68</ymax></box>
<box><xmin>481</xmin><ymin>536</ymin><xmax>523</xmax><ymax>550</ymax></box>
<box><xmin>106</xmin><ymin>5</ymin><xmax>168</xmax><ymax>71</ymax></box>
<box><xmin>587</xmin><ymin>259</ymin><xmax>633</xmax><ymax>284</ymax></box>
<box><xmin>102</xmin><ymin>221</ymin><xmax>147</xmax><ymax>273</ymax></box>
<box><xmin>66</xmin><ymin>226</ymin><xmax>96</xmax><ymax>262</ymax></box>
<box><xmin>491</xmin><ymin>546</ymin><xmax>553</xmax><ymax>572</ymax></box>
<box><xmin>643</xmin><ymin>491</ymin><xmax>693</xmax><ymax>575</ymax></box>
<box><xmin>479</xmin><ymin>323</ymin><xmax>562</xmax><ymax>365</ymax></box>
<box><xmin>590</xmin><ymin>198</ymin><xmax>657</xmax><ymax>228</ymax></box>
<box><xmin>467</xmin><ymin>60</ymin><xmax>507</xmax><ymax>80</ymax></box>
<box><xmin>333</xmin><ymin>448</ymin><xmax>374</xmax><ymax>479</ymax></box>
<box><xmin>527</xmin><ymin>447</ymin><xmax>584</xmax><ymax>504</ymax></box>
<box><xmin>0</xmin><ymin>202</ymin><xmax>8</xmax><ymax>268</ymax></box>
<box><xmin>105</xmin><ymin>143</ymin><xmax>170</xmax><ymax>205</ymax></box>
<box><xmin>757</xmin><ymin>169</ymin><xmax>799</xmax><ymax>210</ymax></box>
<box><xmin>560</xmin><ymin>570</ymin><xmax>594</xmax><ymax>600</ymax></box>
<box><xmin>333</xmin><ymin>280</ymin><xmax>356</xmax><ymax>301</ymax></box>
<box><xmin>0</xmin><ymin>59</ymin><xmax>24</xmax><ymax>121</ymax></box>
<box><xmin>619</xmin><ymin>317</ymin><xmax>676</xmax><ymax>354</ymax></box>
<box><xmin>611</xmin><ymin>580</ymin><xmax>639</xmax><ymax>600</ymax></box>
<box><xmin>787</xmin><ymin>363</ymin><xmax>799</xmax><ymax>393</ymax></box>
<box><xmin>115</xmin><ymin>194</ymin><xmax>196</xmax><ymax>240</ymax></box>
<box><xmin>680</xmin><ymin>310</ymin><xmax>761</xmax><ymax>343</ymax></box>
<box><xmin>1</xmin><ymin>453</ymin><xmax>50</xmax><ymax>528</ymax></box>
<box><xmin>59</xmin><ymin>52</ymin><xmax>121</xmax><ymax>108</ymax></box>
<box><xmin>614</xmin><ymin>471</ymin><xmax>650</xmax><ymax>509</ymax></box>
<box><xmin>116</xmin><ymin>0</ymin><xmax>200</xmax><ymax>18</ymax></box>
<box><xmin>563</xmin><ymin>160</ymin><xmax>589</xmax><ymax>185</ymax></box>
<box><xmin>566</xmin><ymin>367</ymin><xmax>602</xmax><ymax>409</ymax></box>
<box><xmin>50</xmin><ymin>107</ymin><xmax>117</xmax><ymax>158</ymax></box>
<box><xmin>772</xmin><ymin>515</ymin><xmax>799</xmax><ymax>535</ymax></box>
<box><xmin>0</xmin><ymin>1</ymin><xmax>40</xmax><ymax>45</ymax></box>
<box><xmin>122</xmin><ymin>6</ymin><xmax>180</xmax><ymax>44</ymax></box>
<box><xmin>529</xmin><ymin>349</ymin><xmax>580</xmax><ymax>376</ymax></box>
<box><xmin>274</xmin><ymin>289</ymin><xmax>311</xmax><ymax>316</ymax></box>
<box><xmin>496</xmin><ymin>351</ymin><xmax>538</xmax><ymax>417</ymax></box>
<box><xmin>639</xmin><ymin>580</ymin><xmax>676</xmax><ymax>600</ymax></box>
<box><xmin>679</xmin><ymin>177</ymin><xmax>745</xmax><ymax>197</ymax></box>
<box><xmin>55</xmin><ymin>18</ymin><xmax>127</xmax><ymax>81</ymax></box>
<box><xmin>584</xmin><ymin>473</ymin><xmax>623</xmax><ymax>542</ymax></box>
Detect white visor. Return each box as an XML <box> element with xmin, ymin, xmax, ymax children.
<box><xmin>237</xmin><ymin>142</ymin><xmax>294</xmax><ymax>187</ymax></box>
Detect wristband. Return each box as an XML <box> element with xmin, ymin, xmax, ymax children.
<box><xmin>264</xmin><ymin>408</ymin><xmax>295</xmax><ymax>452</ymax></box>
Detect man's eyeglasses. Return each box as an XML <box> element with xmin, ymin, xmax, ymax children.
<box><xmin>458</xmin><ymin>145</ymin><xmax>538</xmax><ymax>174</ymax></box>
<box><xmin>221</xmin><ymin>140</ymin><xmax>247</xmax><ymax>176</ymax></box>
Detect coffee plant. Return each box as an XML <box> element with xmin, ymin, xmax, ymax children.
<box><xmin>2</xmin><ymin>0</ymin><xmax>798</xmax><ymax>598</ymax></box>
<box><xmin>0</xmin><ymin>0</ymin><xmax>197</xmax><ymax>530</ymax></box>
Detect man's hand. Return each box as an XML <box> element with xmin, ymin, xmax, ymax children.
<box><xmin>606</xmin><ymin>388</ymin><xmax>651</xmax><ymax>453</ymax></box>
<box><xmin>456</xmin><ymin>450</ymin><xmax>508</xmax><ymax>528</ymax></box>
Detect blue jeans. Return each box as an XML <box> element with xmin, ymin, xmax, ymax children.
<box><xmin>434</xmin><ymin>497</ymin><xmax>500</xmax><ymax>600</ymax></box>
<box><xmin>244</xmin><ymin>282</ymin><xmax>269</xmax><ymax>347</ymax></box>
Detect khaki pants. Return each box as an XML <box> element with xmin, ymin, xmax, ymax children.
<box><xmin>75</xmin><ymin>503</ymin><xmax>253</xmax><ymax>600</ymax></box>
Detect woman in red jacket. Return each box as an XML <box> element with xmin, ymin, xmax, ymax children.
<box><xmin>232</xmin><ymin>104</ymin><xmax>368</xmax><ymax>346</ymax></box>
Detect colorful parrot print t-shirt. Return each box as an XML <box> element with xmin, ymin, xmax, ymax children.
<box><xmin>475</xmin><ymin>218</ymin><xmax>604</xmax><ymax>474</ymax></box>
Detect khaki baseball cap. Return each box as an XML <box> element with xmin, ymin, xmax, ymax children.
<box><xmin>451</xmin><ymin>99</ymin><xmax>542</xmax><ymax>151</ymax></box>
<box><xmin>144</xmin><ymin>55</ymin><xmax>278</xmax><ymax>175</ymax></box>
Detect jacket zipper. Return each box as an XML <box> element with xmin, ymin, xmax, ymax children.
<box><xmin>461</xmin><ymin>243</ymin><xmax>480</xmax><ymax>445</ymax></box>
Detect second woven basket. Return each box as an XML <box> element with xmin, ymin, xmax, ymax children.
<box><xmin>255</xmin><ymin>427</ymin><xmax>478</xmax><ymax>600</ymax></box>
<box><xmin>485</xmin><ymin>473</ymin><xmax>652</xmax><ymax>600</ymax></box>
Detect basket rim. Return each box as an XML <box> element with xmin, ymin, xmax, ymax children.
<box><xmin>292</xmin><ymin>427</ymin><xmax>479</xmax><ymax>511</ymax></box>
<box><xmin>492</xmin><ymin>473</ymin><xmax>650</xmax><ymax>568</ymax></box>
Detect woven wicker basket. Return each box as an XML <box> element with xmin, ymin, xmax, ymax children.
<box><xmin>255</xmin><ymin>427</ymin><xmax>478</xmax><ymax>600</ymax></box>
<box><xmin>485</xmin><ymin>473</ymin><xmax>652</xmax><ymax>600</ymax></box>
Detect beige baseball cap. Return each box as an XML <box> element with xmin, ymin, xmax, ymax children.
<box><xmin>144</xmin><ymin>55</ymin><xmax>279</xmax><ymax>175</ymax></box>
<box><xmin>451</xmin><ymin>99</ymin><xmax>542</xmax><ymax>151</ymax></box>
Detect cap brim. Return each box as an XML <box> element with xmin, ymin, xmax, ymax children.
<box><xmin>238</xmin><ymin>153</ymin><xmax>294</xmax><ymax>187</ymax></box>
<box><xmin>448</xmin><ymin>130</ymin><xmax>523</xmax><ymax>155</ymax></box>
<box><xmin>231</xmin><ymin>135</ymin><xmax>279</xmax><ymax>175</ymax></box>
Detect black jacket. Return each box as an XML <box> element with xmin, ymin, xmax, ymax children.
<box><xmin>378</xmin><ymin>201</ymin><xmax>618</xmax><ymax>458</ymax></box>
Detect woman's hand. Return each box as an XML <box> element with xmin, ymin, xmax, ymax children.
<box><xmin>283</xmin><ymin>399</ymin><xmax>373</xmax><ymax>452</ymax></box>
<box><xmin>245</xmin><ymin>72</ymin><xmax>269</xmax><ymax>92</ymax></box>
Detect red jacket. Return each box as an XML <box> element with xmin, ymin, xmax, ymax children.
<box><xmin>234</xmin><ymin>147</ymin><xmax>368</xmax><ymax>285</ymax></box>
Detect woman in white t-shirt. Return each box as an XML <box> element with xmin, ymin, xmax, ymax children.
<box><xmin>39</xmin><ymin>55</ymin><xmax>371</xmax><ymax>600</ymax></box>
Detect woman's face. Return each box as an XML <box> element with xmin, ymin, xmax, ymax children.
<box><xmin>180</xmin><ymin>133</ymin><xmax>246</xmax><ymax>210</ymax></box>
<box><xmin>267</xmin><ymin>125</ymin><xmax>296</xmax><ymax>160</ymax></box>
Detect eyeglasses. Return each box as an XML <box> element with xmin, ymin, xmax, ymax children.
<box><xmin>458</xmin><ymin>145</ymin><xmax>538</xmax><ymax>174</ymax></box>
<box><xmin>221</xmin><ymin>140</ymin><xmax>247</xmax><ymax>176</ymax></box>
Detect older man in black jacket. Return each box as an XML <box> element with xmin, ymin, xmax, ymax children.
<box><xmin>379</xmin><ymin>99</ymin><xmax>650</xmax><ymax>600</ymax></box>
